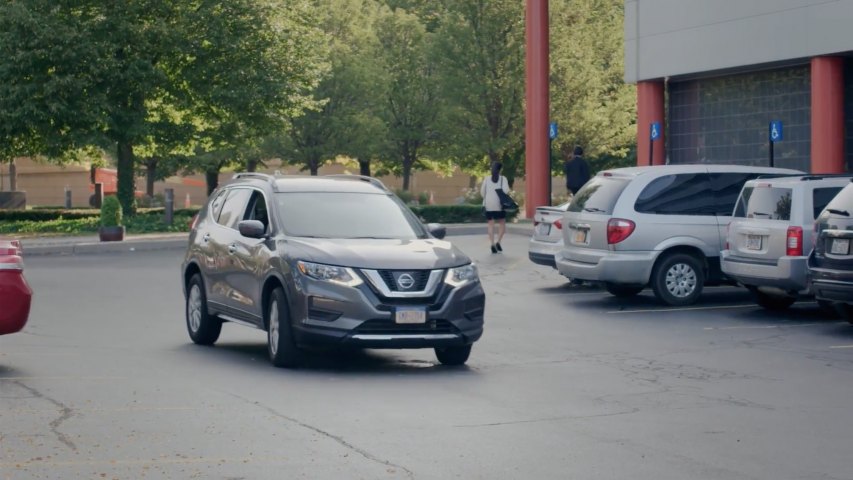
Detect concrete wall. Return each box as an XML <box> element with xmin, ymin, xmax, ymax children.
<box><xmin>625</xmin><ymin>0</ymin><xmax>853</xmax><ymax>83</ymax></box>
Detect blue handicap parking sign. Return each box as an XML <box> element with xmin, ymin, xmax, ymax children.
<box><xmin>650</xmin><ymin>122</ymin><xmax>661</xmax><ymax>141</ymax></box>
<box><xmin>769</xmin><ymin>121</ymin><xmax>783</xmax><ymax>142</ymax></box>
<box><xmin>549</xmin><ymin>122</ymin><xmax>558</xmax><ymax>140</ymax></box>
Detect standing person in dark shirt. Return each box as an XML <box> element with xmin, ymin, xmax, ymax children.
<box><xmin>563</xmin><ymin>145</ymin><xmax>590</xmax><ymax>196</ymax></box>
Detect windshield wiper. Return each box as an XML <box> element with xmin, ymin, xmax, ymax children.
<box><xmin>583</xmin><ymin>207</ymin><xmax>605</xmax><ymax>213</ymax></box>
<box><xmin>750</xmin><ymin>211</ymin><xmax>771</xmax><ymax>217</ymax></box>
<box><xmin>827</xmin><ymin>208</ymin><xmax>850</xmax><ymax>217</ymax></box>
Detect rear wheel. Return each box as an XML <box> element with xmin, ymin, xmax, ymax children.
<box><xmin>651</xmin><ymin>253</ymin><xmax>705</xmax><ymax>306</ymax></box>
<box><xmin>835</xmin><ymin>303</ymin><xmax>853</xmax><ymax>323</ymax></box>
<box><xmin>267</xmin><ymin>287</ymin><xmax>302</xmax><ymax>368</ymax></box>
<box><xmin>748</xmin><ymin>287</ymin><xmax>796</xmax><ymax>311</ymax></box>
<box><xmin>185</xmin><ymin>274</ymin><xmax>222</xmax><ymax>345</ymax></box>
<box><xmin>817</xmin><ymin>299</ymin><xmax>841</xmax><ymax>318</ymax></box>
<box><xmin>435</xmin><ymin>345</ymin><xmax>472</xmax><ymax>366</ymax></box>
<box><xmin>605</xmin><ymin>283</ymin><xmax>644</xmax><ymax>298</ymax></box>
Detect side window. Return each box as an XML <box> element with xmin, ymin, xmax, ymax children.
<box><xmin>813</xmin><ymin>187</ymin><xmax>843</xmax><ymax>219</ymax></box>
<box><xmin>634</xmin><ymin>173</ymin><xmax>713</xmax><ymax>215</ymax></box>
<box><xmin>733</xmin><ymin>186</ymin><xmax>754</xmax><ymax>218</ymax></box>
<box><xmin>208</xmin><ymin>189</ymin><xmax>228</xmax><ymax>223</ymax></box>
<box><xmin>217</xmin><ymin>189</ymin><xmax>253</xmax><ymax>229</ymax></box>
<box><xmin>245</xmin><ymin>191</ymin><xmax>270</xmax><ymax>234</ymax></box>
<box><xmin>711</xmin><ymin>172</ymin><xmax>758</xmax><ymax>215</ymax></box>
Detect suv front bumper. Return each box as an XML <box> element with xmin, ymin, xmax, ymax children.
<box><xmin>720</xmin><ymin>251</ymin><xmax>809</xmax><ymax>293</ymax></box>
<box><xmin>290</xmin><ymin>278</ymin><xmax>485</xmax><ymax>349</ymax></box>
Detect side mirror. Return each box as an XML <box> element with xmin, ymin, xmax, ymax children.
<box><xmin>427</xmin><ymin>223</ymin><xmax>446</xmax><ymax>240</ymax></box>
<box><xmin>238</xmin><ymin>220</ymin><xmax>267</xmax><ymax>239</ymax></box>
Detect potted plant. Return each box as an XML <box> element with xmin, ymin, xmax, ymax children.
<box><xmin>98</xmin><ymin>195</ymin><xmax>125</xmax><ymax>242</ymax></box>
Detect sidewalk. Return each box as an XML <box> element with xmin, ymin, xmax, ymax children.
<box><xmin>18</xmin><ymin>222</ymin><xmax>534</xmax><ymax>256</ymax></box>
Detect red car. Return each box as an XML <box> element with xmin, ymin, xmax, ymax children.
<box><xmin>0</xmin><ymin>239</ymin><xmax>31</xmax><ymax>335</ymax></box>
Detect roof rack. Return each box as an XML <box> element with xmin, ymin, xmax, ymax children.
<box><xmin>798</xmin><ymin>173</ymin><xmax>853</xmax><ymax>181</ymax></box>
<box><xmin>324</xmin><ymin>174</ymin><xmax>390</xmax><ymax>192</ymax></box>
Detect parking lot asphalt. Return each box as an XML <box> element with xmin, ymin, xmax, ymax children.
<box><xmin>3</xmin><ymin>233</ymin><xmax>853</xmax><ymax>479</ymax></box>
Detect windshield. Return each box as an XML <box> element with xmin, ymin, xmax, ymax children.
<box><xmin>274</xmin><ymin>192</ymin><xmax>426</xmax><ymax>239</ymax></box>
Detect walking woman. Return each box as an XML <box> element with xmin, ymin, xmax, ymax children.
<box><xmin>480</xmin><ymin>162</ymin><xmax>508</xmax><ymax>254</ymax></box>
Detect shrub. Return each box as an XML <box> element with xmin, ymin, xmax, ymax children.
<box><xmin>100</xmin><ymin>196</ymin><xmax>123</xmax><ymax>227</ymax></box>
<box><xmin>410</xmin><ymin>205</ymin><xmax>519</xmax><ymax>224</ymax></box>
<box><xmin>394</xmin><ymin>189</ymin><xmax>415</xmax><ymax>204</ymax></box>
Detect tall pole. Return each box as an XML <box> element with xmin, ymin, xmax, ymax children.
<box><xmin>525</xmin><ymin>0</ymin><xmax>549</xmax><ymax>218</ymax></box>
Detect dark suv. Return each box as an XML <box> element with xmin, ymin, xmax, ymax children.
<box><xmin>181</xmin><ymin>173</ymin><xmax>485</xmax><ymax>367</ymax></box>
<box><xmin>809</xmin><ymin>181</ymin><xmax>853</xmax><ymax>320</ymax></box>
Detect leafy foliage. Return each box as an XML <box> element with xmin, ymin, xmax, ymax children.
<box><xmin>100</xmin><ymin>196</ymin><xmax>123</xmax><ymax>227</ymax></box>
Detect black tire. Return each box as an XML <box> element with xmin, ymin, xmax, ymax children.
<box><xmin>835</xmin><ymin>303</ymin><xmax>853</xmax><ymax>323</ymax></box>
<box><xmin>651</xmin><ymin>253</ymin><xmax>705</xmax><ymax>306</ymax></box>
<box><xmin>748</xmin><ymin>287</ymin><xmax>796</xmax><ymax>311</ymax></box>
<box><xmin>605</xmin><ymin>283</ymin><xmax>644</xmax><ymax>297</ymax></box>
<box><xmin>435</xmin><ymin>345</ymin><xmax>472</xmax><ymax>366</ymax></box>
<box><xmin>817</xmin><ymin>299</ymin><xmax>841</xmax><ymax>318</ymax></box>
<box><xmin>185</xmin><ymin>274</ymin><xmax>222</xmax><ymax>345</ymax></box>
<box><xmin>267</xmin><ymin>287</ymin><xmax>302</xmax><ymax>368</ymax></box>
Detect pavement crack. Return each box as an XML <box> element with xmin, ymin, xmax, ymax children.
<box><xmin>227</xmin><ymin>392</ymin><xmax>414</xmax><ymax>479</ymax></box>
<box><xmin>11</xmin><ymin>380</ymin><xmax>77</xmax><ymax>451</ymax></box>
<box><xmin>454</xmin><ymin>408</ymin><xmax>641</xmax><ymax>428</ymax></box>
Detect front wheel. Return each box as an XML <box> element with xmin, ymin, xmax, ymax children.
<box><xmin>605</xmin><ymin>283</ymin><xmax>644</xmax><ymax>298</ymax></box>
<box><xmin>748</xmin><ymin>287</ymin><xmax>796</xmax><ymax>311</ymax></box>
<box><xmin>267</xmin><ymin>287</ymin><xmax>302</xmax><ymax>368</ymax></box>
<box><xmin>185</xmin><ymin>274</ymin><xmax>222</xmax><ymax>345</ymax></box>
<box><xmin>435</xmin><ymin>345</ymin><xmax>472</xmax><ymax>366</ymax></box>
<box><xmin>651</xmin><ymin>253</ymin><xmax>705</xmax><ymax>306</ymax></box>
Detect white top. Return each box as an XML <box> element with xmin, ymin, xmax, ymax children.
<box><xmin>481</xmin><ymin>176</ymin><xmax>509</xmax><ymax>212</ymax></box>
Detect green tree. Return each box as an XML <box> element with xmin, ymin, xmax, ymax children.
<box><xmin>0</xmin><ymin>0</ymin><xmax>325</xmax><ymax>213</ymax></box>
<box><xmin>549</xmin><ymin>0</ymin><xmax>636</xmax><ymax>171</ymax></box>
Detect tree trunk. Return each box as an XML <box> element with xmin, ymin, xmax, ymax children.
<box><xmin>205</xmin><ymin>170</ymin><xmax>219</xmax><ymax>196</ymax></box>
<box><xmin>9</xmin><ymin>159</ymin><xmax>16</xmax><ymax>191</ymax></box>
<box><xmin>309</xmin><ymin>160</ymin><xmax>319</xmax><ymax>176</ymax></box>
<box><xmin>359</xmin><ymin>160</ymin><xmax>371</xmax><ymax>177</ymax></box>
<box><xmin>402</xmin><ymin>157</ymin><xmax>413</xmax><ymax>191</ymax></box>
<box><xmin>246</xmin><ymin>158</ymin><xmax>259</xmax><ymax>172</ymax></box>
<box><xmin>145</xmin><ymin>158</ymin><xmax>158</xmax><ymax>198</ymax></box>
<box><xmin>117</xmin><ymin>141</ymin><xmax>136</xmax><ymax>216</ymax></box>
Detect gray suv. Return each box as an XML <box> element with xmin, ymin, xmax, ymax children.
<box><xmin>809</xmin><ymin>181</ymin><xmax>853</xmax><ymax>320</ymax></box>
<box><xmin>721</xmin><ymin>175</ymin><xmax>850</xmax><ymax>310</ymax></box>
<box><xmin>555</xmin><ymin>165</ymin><xmax>801</xmax><ymax>306</ymax></box>
<box><xmin>181</xmin><ymin>173</ymin><xmax>485</xmax><ymax>367</ymax></box>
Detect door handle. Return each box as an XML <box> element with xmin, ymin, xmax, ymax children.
<box><xmin>202</xmin><ymin>233</ymin><xmax>211</xmax><ymax>242</ymax></box>
<box><xmin>228</xmin><ymin>244</ymin><xmax>237</xmax><ymax>254</ymax></box>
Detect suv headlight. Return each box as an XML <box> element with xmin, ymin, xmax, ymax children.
<box><xmin>296</xmin><ymin>261</ymin><xmax>363</xmax><ymax>287</ymax></box>
<box><xmin>444</xmin><ymin>263</ymin><xmax>478</xmax><ymax>287</ymax></box>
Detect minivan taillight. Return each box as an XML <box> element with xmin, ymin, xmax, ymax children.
<box><xmin>607</xmin><ymin>218</ymin><xmax>635</xmax><ymax>244</ymax></box>
<box><xmin>786</xmin><ymin>226</ymin><xmax>803</xmax><ymax>256</ymax></box>
<box><xmin>554</xmin><ymin>219</ymin><xmax>563</xmax><ymax>230</ymax></box>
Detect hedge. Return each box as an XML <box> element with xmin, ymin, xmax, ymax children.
<box><xmin>409</xmin><ymin>205</ymin><xmax>519</xmax><ymax>224</ymax></box>
<box><xmin>0</xmin><ymin>207</ymin><xmax>201</xmax><ymax>222</ymax></box>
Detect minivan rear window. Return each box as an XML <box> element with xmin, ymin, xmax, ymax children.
<box><xmin>567</xmin><ymin>176</ymin><xmax>629</xmax><ymax>215</ymax></box>
<box><xmin>733</xmin><ymin>186</ymin><xmax>792</xmax><ymax>221</ymax></box>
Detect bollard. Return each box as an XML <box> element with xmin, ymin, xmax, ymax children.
<box><xmin>164</xmin><ymin>188</ymin><xmax>174</xmax><ymax>226</ymax></box>
<box><xmin>93</xmin><ymin>183</ymin><xmax>103</xmax><ymax>208</ymax></box>
<box><xmin>64</xmin><ymin>187</ymin><xmax>72</xmax><ymax>209</ymax></box>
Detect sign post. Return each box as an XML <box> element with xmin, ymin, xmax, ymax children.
<box><xmin>649</xmin><ymin>122</ymin><xmax>661</xmax><ymax>166</ymax></box>
<box><xmin>769</xmin><ymin>121</ymin><xmax>783</xmax><ymax>167</ymax></box>
<box><xmin>548</xmin><ymin>122</ymin><xmax>558</xmax><ymax>205</ymax></box>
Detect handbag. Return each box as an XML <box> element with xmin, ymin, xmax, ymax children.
<box><xmin>496</xmin><ymin>188</ymin><xmax>518</xmax><ymax>211</ymax></box>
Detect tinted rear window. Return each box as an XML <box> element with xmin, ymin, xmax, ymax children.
<box><xmin>567</xmin><ymin>176</ymin><xmax>629</xmax><ymax>215</ymax></box>
<box><xmin>824</xmin><ymin>183</ymin><xmax>853</xmax><ymax>213</ymax></box>
<box><xmin>813</xmin><ymin>187</ymin><xmax>843</xmax><ymax>219</ymax></box>
<box><xmin>733</xmin><ymin>186</ymin><xmax>792</xmax><ymax>220</ymax></box>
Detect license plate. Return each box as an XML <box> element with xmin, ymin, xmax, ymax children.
<box><xmin>573</xmin><ymin>229</ymin><xmax>588</xmax><ymax>244</ymax></box>
<box><xmin>536</xmin><ymin>223</ymin><xmax>551</xmax><ymax>236</ymax></box>
<box><xmin>395</xmin><ymin>308</ymin><xmax>426</xmax><ymax>324</ymax></box>
<box><xmin>830</xmin><ymin>238</ymin><xmax>850</xmax><ymax>255</ymax></box>
<box><xmin>746</xmin><ymin>235</ymin><xmax>762</xmax><ymax>251</ymax></box>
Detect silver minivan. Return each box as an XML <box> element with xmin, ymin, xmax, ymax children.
<box><xmin>555</xmin><ymin>165</ymin><xmax>801</xmax><ymax>306</ymax></box>
<box><xmin>721</xmin><ymin>174</ymin><xmax>851</xmax><ymax>310</ymax></box>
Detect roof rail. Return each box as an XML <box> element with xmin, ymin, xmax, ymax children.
<box><xmin>324</xmin><ymin>174</ymin><xmax>390</xmax><ymax>192</ymax></box>
<box><xmin>232</xmin><ymin>172</ymin><xmax>279</xmax><ymax>188</ymax></box>
<box><xmin>754</xmin><ymin>173</ymin><xmax>806</xmax><ymax>180</ymax></box>
<box><xmin>798</xmin><ymin>173</ymin><xmax>853</xmax><ymax>181</ymax></box>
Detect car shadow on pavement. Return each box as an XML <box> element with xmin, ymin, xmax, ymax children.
<box><xmin>175</xmin><ymin>342</ymin><xmax>479</xmax><ymax>376</ymax></box>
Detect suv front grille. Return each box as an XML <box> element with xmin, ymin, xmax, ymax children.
<box><xmin>354</xmin><ymin>319</ymin><xmax>458</xmax><ymax>335</ymax></box>
<box><xmin>378</xmin><ymin>270</ymin><xmax>431</xmax><ymax>292</ymax></box>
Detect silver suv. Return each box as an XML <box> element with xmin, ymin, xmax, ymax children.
<box><xmin>721</xmin><ymin>175</ymin><xmax>851</xmax><ymax>310</ymax></box>
<box><xmin>555</xmin><ymin>165</ymin><xmax>801</xmax><ymax>306</ymax></box>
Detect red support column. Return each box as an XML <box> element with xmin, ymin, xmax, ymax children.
<box><xmin>811</xmin><ymin>57</ymin><xmax>845</xmax><ymax>174</ymax></box>
<box><xmin>636</xmin><ymin>81</ymin><xmax>666</xmax><ymax>166</ymax></box>
<box><xmin>525</xmin><ymin>0</ymin><xmax>549</xmax><ymax>217</ymax></box>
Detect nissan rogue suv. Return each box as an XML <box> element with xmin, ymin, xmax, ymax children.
<box><xmin>809</xmin><ymin>180</ymin><xmax>853</xmax><ymax>321</ymax></box>
<box><xmin>721</xmin><ymin>174</ymin><xmax>850</xmax><ymax>310</ymax></box>
<box><xmin>181</xmin><ymin>173</ymin><xmax>485</xmax><ymax>367</ymax></box>
<box><xmin>555</xmin><ymin>165</ymin><xmax>801</xmax><ymax>306</ymax></box>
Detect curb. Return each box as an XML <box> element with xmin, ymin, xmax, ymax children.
<box><xmin>20</xmin><ymin>224</ymin><xmax>534</xmax><ymax>257</ymax></box>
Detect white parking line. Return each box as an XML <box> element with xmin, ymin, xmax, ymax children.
<box><xmin>829</xmin><ymin>345</ymin><xmax>853</xmax><ymax>349</ymax></box>
<box><xmin>607</xmin><ymin>304</ymin><xmax>754</xmax><ymax>314</ymax></box>
<box><xmin>703</xmin><ymin>323</ymin><xmax>844</xmax><ymax>331</ymax></box>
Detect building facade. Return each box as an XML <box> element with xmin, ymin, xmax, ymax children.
<box><xmin>625</xmin><ymin>0</ymin><xmax>853</xmax><ymax>173</ymax></box>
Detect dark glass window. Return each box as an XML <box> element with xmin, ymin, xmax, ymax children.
<box><xmin>668</xmin><ymin>66</ymin><xmax>810</xmax><ymax>172</ymax></box>
<box><xmin>738</xmin><ymin>186</ymin><xmax>793</xmax><ymax>221</ymax></box>
<box><xmin>245</xmin><ymin>190</ymin><xmax>270</xmax><ymax>234</ymax></box>
<box><xmin>813</xmin><ymin>187</ymin><xmax>844</xmax><ymax>219</ymax></box>
<box><xmin>824</xmin><ymin>183</ymin><xmax>853</xmax><ymax>213</ymax></box>
<box><xmin>634</xmin><ymin>173</ymin><xmax>713</xmax><ymax>215</ymax></box>
<box><xmin>566</xmin><ymin>177</ymin><xmax>629</xmax><ymax>215</ymax></box>
<box><xmin>217</xmin><ymin>188</ymin><xmax>253</xmax><ymax>229</ymax></box>
<box><xmin>711</xmin><ymin>172</ymin><xmax>762</xmax><ymax>215</ymax></box>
